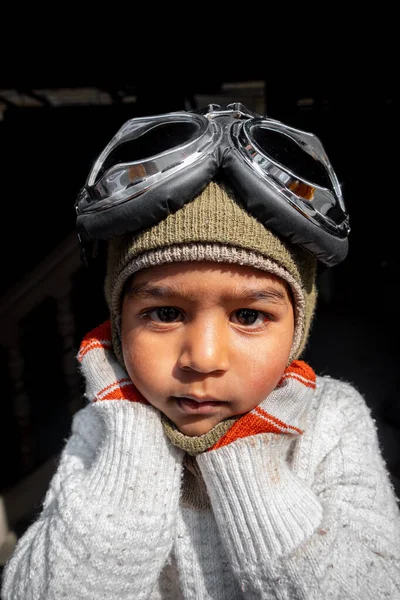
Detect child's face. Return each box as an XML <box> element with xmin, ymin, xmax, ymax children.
<box><xmin>121</xmin><ymin>261</ymin><xmax>294</xmax><ymax>436</ymax></box>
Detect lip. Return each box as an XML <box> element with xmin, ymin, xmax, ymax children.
<box><xmin>173</xmin><ymin>395</ymin><xmax>226</xmax><ymax>415</ymax></box>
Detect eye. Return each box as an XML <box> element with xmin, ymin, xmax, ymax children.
<box><xmin>146</xmin><ymin>307</ymin><xmax>183</xmax><ymax>323</ymax></box>
<box><xmin>231</xmin><ymin>309</ymin><xmax>269</xmax><ymax>327</ymax></box>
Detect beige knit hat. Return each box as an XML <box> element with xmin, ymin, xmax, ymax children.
<box><xmin>105</xmin><ymin>180</ymin><xmax>317</xmax><ymax>366</ymax></box>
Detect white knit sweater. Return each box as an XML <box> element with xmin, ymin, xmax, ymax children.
<box><xmin>2</xmin><ymin>376</ymin><xmax>400</xmax><ymax>599</ymax></box>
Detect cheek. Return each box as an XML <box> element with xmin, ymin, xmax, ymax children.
<box><xmin>121</xmin><ymin>329</ymin><xmax>173</xmax><ymax>402</ymax></box>
<box><xmin>121</xmin><ymin>329</ymin><xmax>152</xmax><ymax>387</ymax></box>
<box><xmin>242</xmin><ymin>355</ymin><xmax>287</xmax><ymax>399</ymax></box>
<box><xmin>124</xmin><ymin>348</ymin><xmax>149</xmax><ymax>383</ymax></box>
<box><xmin>233</xmin><ymin>327</ymin><xmax>294</xmax><ymax>402</ymax></box>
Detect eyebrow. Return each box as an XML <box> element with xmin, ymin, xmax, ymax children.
<box><xmin>235</xmin><ymin>287</ymin><xmax>287</xmax><ymax>303</ymax></box>
<box><xmin>127</xmin><ymin>282</ymin><xmax>288</xmax><ymax>304</ymax></box>
<box><xmin>127</xmin><ymin>283</ymin><xmax>177</xmax><ymax>298</ymax></box>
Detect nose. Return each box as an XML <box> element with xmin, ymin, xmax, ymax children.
<box><xmin>177</xmin><ymin>315</ymin><xmax>230</xmax><ymax>374</ymax></box>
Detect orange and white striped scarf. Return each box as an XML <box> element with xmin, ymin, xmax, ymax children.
<box><xmin>211</xmin><ymin>360</ymin><xmax>315</xmax><ymax>451</ymax></box>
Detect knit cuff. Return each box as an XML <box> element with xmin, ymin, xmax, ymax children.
<box><xmin>83</xmin><ymin>401</ymin><xmax>184</xmax><ymax>507</ymax></box>
<box><xmin>197</xmin><ymin>435</ymin><xmax>322</xmax><ymax>559</ymax></box>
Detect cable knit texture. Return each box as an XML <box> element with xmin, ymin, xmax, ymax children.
<box><xmin>2</xmin><ymin>323</ymin><xmax>400</xmax><ymax>599</ymax></box>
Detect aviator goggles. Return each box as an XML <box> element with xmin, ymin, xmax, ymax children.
<box><xmin>75</xmin><ymin>102</ymin><xmax>350</xmax><ymax>267</ymax></box>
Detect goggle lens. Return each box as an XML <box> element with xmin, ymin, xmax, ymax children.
<box><xmin>249</xmin><ymin>124</ymin><xmax>333</xmax><ymax>190</ymax></box>
<box><xmin>96</xmin><ymin>120</ymin><xmax>202</xmax><ymax>183</ymax></box>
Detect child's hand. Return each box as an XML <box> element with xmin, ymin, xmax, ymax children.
<box><xmin>77</xmin><ymin>320</ymin><xmax>147</xmax><ymax>405</ymax></box>
<box><xmin>209</xmin><ymin>360</ymin><xmax>316</xmax><ymax>451</ymax></box>
<box><xmin>74</xmin><ymin>320</ymin><xmax>183</xmax><ymax>509</ymax></box>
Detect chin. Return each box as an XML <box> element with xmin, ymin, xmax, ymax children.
<box><xmin>177</xmin><ymin>420</ymin><xmax>217</xmax><ymax>437</ymax></box>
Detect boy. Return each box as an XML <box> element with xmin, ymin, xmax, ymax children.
<box><xmin>2</xmin><ymin>104</ymin><xmax>400</xmax><ymax>599</ymax></box>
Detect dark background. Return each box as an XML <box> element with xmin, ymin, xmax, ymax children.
<box><xmin>1</xmin><ymin>40</ymin><xmax>399</xmax><ymax>507</ymax></box>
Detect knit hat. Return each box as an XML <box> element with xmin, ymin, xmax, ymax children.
<box><xmin>105</xmin><ymin>180</ymin><xmax>318</xmax><ymax>366</ymax></box>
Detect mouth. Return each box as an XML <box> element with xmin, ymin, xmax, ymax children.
<box><xmin>173</xmin><ymin>395</ymin><xmax>227</xmax><ymax>415</ymax></box>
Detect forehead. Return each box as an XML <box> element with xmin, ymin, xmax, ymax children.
<box><xmin>128</xmin><ymin>261</ymin><xmax>292</xmax><ymax>300</ymax></box>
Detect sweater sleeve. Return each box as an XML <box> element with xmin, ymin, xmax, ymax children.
<box><xmin>1</xmin><ymin>400</ymin><xmax>184</xmax><ymax>600</ymax></box>
<box><xmin>197</xmin><ymin>379</ymin><xmax>400</xmax><ymax>599</ymax></box>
